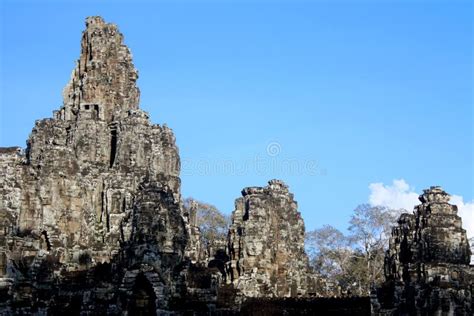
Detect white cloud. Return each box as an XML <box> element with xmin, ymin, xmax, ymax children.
<box><xmin>368</xmin><ymin>179</ymin><xmax>419</xmax><ymax>212</ymax></box>
<box><xmin>368</xmin><ymin>179</ymin><xmax>474</xmax><ymax>239</ymax></box>
<box><xmin>450</xmin><ymin>195</ymin><xmax>474</xmax><ymax>240</ymax></box>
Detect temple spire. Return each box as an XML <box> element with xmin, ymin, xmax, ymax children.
<box><xmin>60</xmin><ymin>16</ymin><xmax>140</xmax><ymax>122</ymax></box>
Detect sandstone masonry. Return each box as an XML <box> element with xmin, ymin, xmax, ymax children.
<box><xmin>373</xmin><ymin>187</ymin><xmax>474</xmax><ymax>315</ymax></box>
<box><xmin>0</xmin><ymin>17</ymin><xmax>319</xmax><ymax>315</ymax></box>
<box><xmin>227</xmin><ymin>180</ymin><xmax>318</xmax><ymax>298</ymax></box>
<box><xmin>0</xmin><ymin>16</ymin><xmax>193</xmax><ymax>314</ymax></box>
<box><xmin>2</xmin><ymin>15</ymin><xmax>471</xmax><ymax>316</ymax></box>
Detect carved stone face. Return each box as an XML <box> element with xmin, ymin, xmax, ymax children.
<box><xmin>0</xmin><ymin>210</ymin><xmax>14</xmax><ymax>237</ymax></box>
<box><xmin>92</xmin><ymin>29</ymin><xmax>103</xmax><ymax>38</ymax></box>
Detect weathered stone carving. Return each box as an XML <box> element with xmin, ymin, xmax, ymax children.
<box><xmin>61</xmin><ymin>16</ymin><xmax>140</xmax><ymax>123</ymax></box>
<box><xmin>1</xmin><ymin>16</ymin><xmax>326</xmax><ymax>315</ymax></box>
<box><xmin>183</xmin><ymin>200</ymin><xmax>202</xmax><ymax>264</ymax></box>
<box><xmin>227</xmin><ymin>179</ymin><xmax>317</xmax><ymax>298</ymax></box>
<box><xmin>373</xmin><ymin>186</ymin><xmax>473</xmax><ymax>315</ymax></box>
<box><xmin>9</xmin><ymin>14</ymin><xmax>473</xmax><ymax>315</ymax></box>
<box><xmin>0</xmin><ymin>16</ymin><xmax>191</xmax><ymax>314</ymax></box>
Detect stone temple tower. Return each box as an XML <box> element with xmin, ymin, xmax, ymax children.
<box><xmin>373</xmin><ymin>186</ymin><xmax>473</xmax><ymax>315</ymax></box>
<box><xmin>60</xmin><ymin>16</ymin><xmax>140</xmax><ymax>122</ymax></box>
<box><xmin>0</xmin><ymin>16</ymin><xmax>188</xmax><ymax>314</ymax></box>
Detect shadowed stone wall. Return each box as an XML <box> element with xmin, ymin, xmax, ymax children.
<box><xmin>0</xmin><ymin>16</ymin><xmax>189</xmax><ymax>315</ymax></box>
<box><xmin>227</xmin><ymin>180</ymin><xmax>319</xmax><ymax>298</ymax></box>
<box><xmin>373</xmin><ymin>186</ymin><xmax>473</xmax><ymax>315</ymax></box>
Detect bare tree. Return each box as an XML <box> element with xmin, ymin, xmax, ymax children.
<box><xmin>306</xmin><ymin>225</ymin><xmax>348</xmax><ymax>276</ymax></box>
<box><xmin>306</xmin><ymin>204</ymin><xmax>402</xmax><ymax>296</ymax></box>
<box><xmin>183</xmin><ymin>198</ymin><xmax>230</xmax><ymax>258</ymax></box>
<box><xmin>305</xmin><ymin>225</ymin><xmax>353</xmax><ymax>296</ymax></box>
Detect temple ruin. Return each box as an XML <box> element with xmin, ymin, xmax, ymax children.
<box><xmin>0</xmin><ymin>16</ymin><xmax>472</xmax><ymax>315</ymax></box>
<box><xmin>373</xmin><ymin>186</ymin><xmax>473</xmax><ymax>315</ymax></box>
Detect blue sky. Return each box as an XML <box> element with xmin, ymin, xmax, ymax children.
<box><xmin>1</xmin><ymin>0</ymin><xmax>472</xmax><ymax>233</ymax></box>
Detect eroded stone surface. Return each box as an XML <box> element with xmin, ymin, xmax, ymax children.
<box><xmin>373</xmin><ymin>186</ymin><xmax>474</xmax><ymax>315</ymax></box>
<box><xmin>0</xmin><ymin>16</ymin><xmax>193</xmax><ymax>314</ymax></box>
<box><xmin>0</xmin><ymin>16</ymin><xmax>324</xmax><ymax>315</ymax></box>
<box><xmin>61</xmin><ymin>16</ymin><xmax>140</xmax><ymax>123</ymax></box>
<box><xmin>227</xmin><ymin>180</ymin><xmax>318</xmax><ymax>298</ymax></box>
<box><xmin>2</xmin><ymin>14</ymin><xmax>471</xmax><ymax>316</ymax></box>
